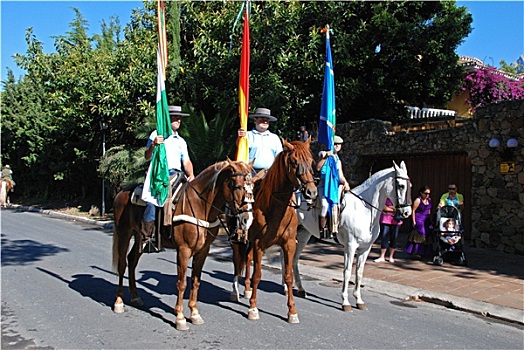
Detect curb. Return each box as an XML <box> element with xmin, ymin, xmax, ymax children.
<box><xmin>7</xmin><ymin>204</ymin><xmax>523</xmax><ymax>326</ymax></box>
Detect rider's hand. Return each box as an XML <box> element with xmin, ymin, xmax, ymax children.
<box><xmin>154</xmin><ymin>135</ymin><xmax>164</xmax><ymax>146</ymax></box>
<box><xmin>238</xmin><ymin>128</ymin><xmax>246</xmax><ymax>137</ymax></box>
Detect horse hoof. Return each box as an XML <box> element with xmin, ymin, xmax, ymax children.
<box><xmin>191</xmin><ymin>314</ymin><xmax>204</xmax><ymax>325</ymax></box>
<box><xmin>342</xmin><ymin>304</ymin><xmax>353</xmax><ymax>312</ymax></box>
<box><xmin>248</xmin><ymin>308</ymin><xmax>260</xmax><ymax>321</ymax></box>
<box><xmin>130</xmin><ymin>297</ymin><xmax>143</xmax><ymax>307</ymax></box>
<box><xmin>244</xmin><ymin>290</ymin><xmax>252</xmax><ymax>299</ymax></box>
<box><xmin>357</xmin><ymin>303</ymin><xmax>368</xmax><ymax>311</ymax></box>
<box><xmin>176</xmin><ymin>318</ymin><xmax>189</xmax><ymax>331</ymax></box>
<box><xmin>296</xmin><ymin>290</ymin><xmax>307</xmax><ymax>298</ymax></box>
<box><xmin>113</xmin><ymin>302</ymin><xmax>124</xmax><ymax>314</ymax></box>
<box><xmin>230</xmin><ymin>292</ymin><xmax>240</xmax><ymax>302</ymax></box>
<box><xmin>288</xmin><ymin>313</ymin><xmax>300</xmax><ymax>324</ymax></box>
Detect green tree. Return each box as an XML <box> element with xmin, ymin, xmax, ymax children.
<box><xmin>2</xmin><ymin>0</ymin><xmax>473</xmax><ymax>204</ymax></box>
<box><xmin>176</xmin><ymin>1</ymin><xmax>472</xmax><ymax>129</ymax></box>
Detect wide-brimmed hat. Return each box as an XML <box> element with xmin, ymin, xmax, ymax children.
<box><xmin>248</xmin><ymin>108</ymin><xmax>277</xmax><ymax>122</ymax></box>
<box><xmin>334</xmin><ymin>135</ymin><xmax>344</xmax><ymax>144</ymax></box>
<box><xmin>168</xmin><ymin>105</ymin><xmax>189</xmax><ymax>117</ymax></box>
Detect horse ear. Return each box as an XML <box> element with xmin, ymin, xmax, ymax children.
<box><xmin>304</xmin><ymin>136</ymin><xmax>311</xmax><ymax>146</ymax></box>
<box><xmin>400</xmin><ymin>160</ymin><xmax>406</xmax><ymax>170</ymax></box>
<box><xmin>393</xmin><ymin>160</ymin><xmax>399</xmax><ymax>171</ymax></box>
<box><xmin>281</xmin><ymin>137</ymin><xmax>295</xmax><ymax>151</ymax></box>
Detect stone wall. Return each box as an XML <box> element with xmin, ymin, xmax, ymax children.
<box><xmin>329</xmin><ymin>99</ymin><xmax>524</xmax><ymax>254</ymax></box>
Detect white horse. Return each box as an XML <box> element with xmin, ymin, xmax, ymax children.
<box><xmin>0</xmin><ymin>179</ymin><xmax>13</xmax><ymax>208</ymax></box>
<box><xmin>287</xmin><ymin>161</ymin><xmax>412</xmax><ymax>311</ymax></box>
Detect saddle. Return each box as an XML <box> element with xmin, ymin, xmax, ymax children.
<box><xmin>131</xmin><ymin>172</ymin><xmax>187</xmax><ymax>209</ymax></box>
<box><xmin>132</xmin><ymin>173</ymin><xmax>188</xmax><ymax>252</ymax></box>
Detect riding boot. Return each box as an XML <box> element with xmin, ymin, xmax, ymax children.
<box><xmin>319</xmin><ymin>216</ymin><xmax>327</xmax><ymax>239</ymax></box>
<box><xmin>140</xmin><ymin>220</ymin><xmax>156</xmax><ymax>254</ymax></box>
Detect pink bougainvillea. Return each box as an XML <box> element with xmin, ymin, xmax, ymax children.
<box><xmin>462</xmin><ymin>66</ymin><xmax>524</xmax><ymax>112</ymax></box>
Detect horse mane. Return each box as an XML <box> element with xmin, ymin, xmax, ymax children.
<box><xmin>257</xmin><ymin>140</ymin><xmax>313</xmax><ymax>210</ymax></box>
<box><xmin>353</xmin><ymin>167</ymin><xmax>393</xmax><ymax>195</ymax></box>
<box><xmin>193</xmin><ymin>160</ymin><xmax>229</xmax><ymax>195</ymax></box>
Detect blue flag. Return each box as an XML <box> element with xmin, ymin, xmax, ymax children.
<box><xmin>318</xmin><ymin>26</ymin><xmax>338</xmax><ymax>215</ymax></box>
<box><xmin>323</xmin><ymin>156</ymin><xmax>339</xmax><ymax>215</ymax></box>
<box><xmin>318</xmin><ymin>26</ymin><xmax>336</xmax><ymax>152</ymax></box>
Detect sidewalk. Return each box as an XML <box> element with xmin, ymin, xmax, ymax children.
<box><xmin>7</xmin><ymin>205</ymin><xmax>523</xmax><ymax>325</ymax></box>
<box><xmin>211</xmin><ymin>233</ymin><xmax>524</xmax><ymax>326</ymax></box>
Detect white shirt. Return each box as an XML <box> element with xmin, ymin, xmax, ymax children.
<box><xmin>247</xmin><ymin>129</ymin><xmax>283</xmax><ymax>170</ymax></box>
<box><xmin>147</xmin><ymin>130</ymin><xmax>190</xmax><ymax>171</ymax></box>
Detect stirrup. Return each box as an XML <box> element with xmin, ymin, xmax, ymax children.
<box><xmin>142</xmin><ymin>240</ymin><xmax>159</xmax><ymax>254</ymax></box>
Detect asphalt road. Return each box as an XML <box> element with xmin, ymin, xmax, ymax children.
<box><xmin>1</xmin><ymin>209</ymin><xmax>523</xmax><ymax>349</ymax></box>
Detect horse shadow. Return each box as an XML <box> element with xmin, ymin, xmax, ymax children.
<box><xmin>92</xmin><ymin>264</ymin><xmax>251</xmax><ymax>321</ymax></box>
<box><xmin>37</xmin><ymin>266</ymin><xmax>181</xmax><ymax>327</ymax></box>
<box><xmin>137</xmin><ymin>265</ymin><xmax>292</xmax><ymax>322</ymax></box>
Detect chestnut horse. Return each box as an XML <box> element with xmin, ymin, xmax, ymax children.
<box><xmin>112</xmin><ymin>159</ymin><xmax>254</xmax><ymax>331</ymax></box>
<box><xmin>232</xmin><ymin>138</ymin><xmax>317</xmax><ymax>324</ymax></box>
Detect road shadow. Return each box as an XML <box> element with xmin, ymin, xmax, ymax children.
<box><xmin>1</xmin><ymin>235</ymin><xmax>69</xmax><ymax>266</ymax></box>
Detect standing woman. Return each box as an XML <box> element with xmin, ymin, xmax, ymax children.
<box><xmin>375</xmin><ymin>197</ymin><xmax>403</xmax><ymax>263</ymax></box>
<box><xmin>405</xmin><ymin>185</ymin><xmax>433</xmax><ymax>258</ymax></box>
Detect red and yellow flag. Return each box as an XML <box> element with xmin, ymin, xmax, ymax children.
<box><xmin>236</xmin><ymin>3</ymin><xmax>250</xmax><ymax>162</ymax></box>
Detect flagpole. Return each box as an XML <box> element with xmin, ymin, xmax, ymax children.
<box><xmin>318</xmin><ymin>24</ymin><xmax>336</xmax><ymax>152</ymax></box>
<box><xmin>236</xmin><ymin>1</ymin><xmax>250</xmax><ymax>162</ymax></box>
<box><xmin>318</xmin><ymin>25</ymin><xmax>339</xmax><ymax>216</ymax></box>
<box><xmin>147</xmin><ymin>0</ymin><xmax>171</xmax><ymax>206</ymax></box>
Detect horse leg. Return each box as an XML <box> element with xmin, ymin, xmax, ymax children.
<box><xmin>188</xmin><ymin>248</ymin><xmax>209</xmax><ymax>326</ymax></box>
<box><xmin>293</xmin><ymin>228</ymin><xmax>311</xmax><ymax>298</ymax></box>
<box><xmin>230</xmin><ymin>243</ymin><xmax>246</xmax><ymax>302</ymax></box>
<box><xmin>244</xmin><ymin>246</ymin><xmax>253</xmax><ymax>300</ymax></box>
<box><xmin>113</xmin><ymin>227</ymin><xmax>126</xmax><ymax>313</ymax></box>
<box><xmin>247</xmin><ymin>244</ymin><xmax>263</xmax><ymax>321</ymax></box>
<box><xmin>282</xmin><ymin>240</ymin><xmax>299</xmax><ymax>324</ymax></box>
<box><xmin>354</xmin><ymin>248</ymin><xmax>371</xmax><ymax>310</ymax></box>
<box><xmin>175</xmin><ymin>246</ymin><xmax>191</xmax><ymax>331</ymax></box>
<box><xmin>127</xmin><ymin>236</ymin><xmax>143</xmax><ymax>307</ymax></box>
<box><xmin>341</xmin><ymin>246</ymin><xmax>355</xmax><ymax>312</ymax></box>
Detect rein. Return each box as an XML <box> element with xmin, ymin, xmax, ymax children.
<box><xmin>346</xmin><ymin>171</ymin><xmax>411</xmax><ymax>213</ymax></box>
<box><xmin>173</xmin><ymin>171</ymin><xmax>251</xmax><ymax>237</ymax></box>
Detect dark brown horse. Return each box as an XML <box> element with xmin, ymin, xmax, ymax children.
<box><xmin>232</xmin><ymin>138</ymin><xmax>317</xmax><ymax>323</ymax></box>
<box><xmin>112</xmin><ymin>159</ymin><xmax>254</xmax><ymax>330</ymax></box>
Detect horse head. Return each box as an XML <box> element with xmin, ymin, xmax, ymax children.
<box><xmin>392</xmin><ymin>161</ymin><xmax>412</xmax><ymax>219</ymax></box>
<box><xmin>283</xmin><ymin>138</ymin><xmax>318</xmax><ymax>205</ymax></box>
<box><xmin>223</xmin><ymin>158</ymin><xmax>254</xmax><ymax>242</ymax></box>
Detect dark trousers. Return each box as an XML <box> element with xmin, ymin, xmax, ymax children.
<box><xmin>379</xmin><ymin>223</ymin><xmax>400</xmax><ymax>249</ymax></box>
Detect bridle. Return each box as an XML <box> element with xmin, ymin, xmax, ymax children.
<box><xmin>174</xmin><ymin>167</ymin><xmax>253</xmax><ymax>235</ymax></box>
<box><xmin>289</xmin><ymin>159</ymin><xmax>315</xmax><ymax>194</ymax></box>
<box><xmin>394</xmin><ymin>173</ymin><xmax>412</xmax><ymax>211</ymax></box>
<box><xmin>227</xmin><ymin>171</ymin><xmax>254</xmax><ymax>218</ymax></box>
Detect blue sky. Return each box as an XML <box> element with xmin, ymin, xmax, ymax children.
<box><xmin>1</xmin><ymin>1</ymin><xmax>523</xmax><ymax>82</ymax></box>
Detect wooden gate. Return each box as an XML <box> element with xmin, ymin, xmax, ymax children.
<box><xmin>364</xmin><ymin>153</ymin><xmax>472</xmax><ymax>239</ymax></box>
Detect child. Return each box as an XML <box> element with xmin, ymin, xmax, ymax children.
<box><xmin>440</xmin><ymin>218</ymin><xmax>460</xmax><ymax>245</ymax></box>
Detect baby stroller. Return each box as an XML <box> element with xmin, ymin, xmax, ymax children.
<box><xmin>433</xmin><ymin>205</ymin><xmax>467</xmax><ymax>266</ymax></box>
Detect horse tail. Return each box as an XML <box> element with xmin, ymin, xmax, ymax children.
<box><xmin>111</xmin><ymin>188</ymin><xmax>127</xmax><ymax>273</ymax></box>
<box><xmin>112</xmin><ymin>225</ymin><xmax>120</xmax><ymax>273</ymax></box>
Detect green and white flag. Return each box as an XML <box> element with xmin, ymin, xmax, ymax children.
<box><xmin>143</xmin><ymin>0</ymin><xmax>171</xmax><ymax>206</ymax></box>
